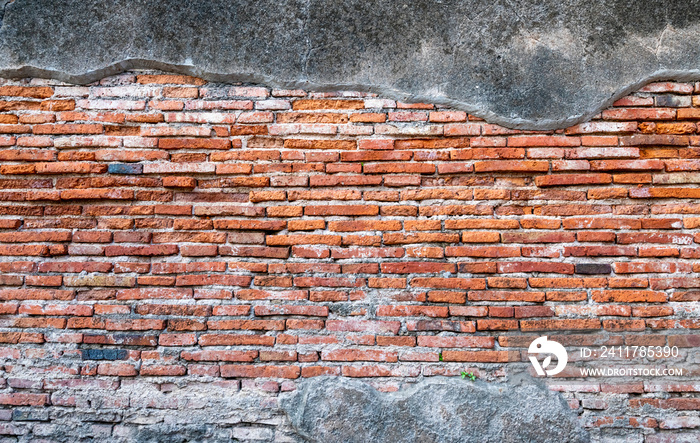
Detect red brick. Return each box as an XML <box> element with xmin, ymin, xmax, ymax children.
<box><xmin>380</xmin><ymin>262</ymin><xmax>455</xmax><ymax>274</ymax></box>
<box><xmin>520</xmin><ymin>319</ymin><xmax>601</xmax><ymax>330</ymax></box>
<box><xmin>474</xmin><ymin>160</ymin><xmax>549</xmax><ymax>172</ymax></box>
<box><xmin>592</xmin><ymin>290</ymin><xmax>668</xmax><ymax>303</ymax></box>
<box><xmin>468</xmin><ymin>290</ymin><xmax>545</xmax><ymax>302</ymax></box>
<box><xmin>97</xmin><ymin>363</ymin><xmax>138</xmax><ymax>376</ymax></box>
<box><xmin>535</xmin><ymin>173</ymin><xmax>611</xmax><ymax>187</ymax></box>
<box><xmin>446</xmin><ymin>246</ymin><xmax>520</xmax><ymax>258</ymax></box>
<box><xmin>416</xmin><ymin>336</ymin><xmax>494</xmax><ymax>348</ymax></box>
<box><xmin>590</xmin><ymin>160</ymin><xmax>664</xmax><ymax>171</ymax></box>
<box><xmin>497</xmin><ymin>262</ymin><xmax>574</xmax><ymax>274</ymax></box>
<box><xmin>293</xmin><ymin>99</ymin><xmax>363</xmax><ymax>110</ymax></box>
<box><xmin>326</xmin><ymin>320</ymin><xmax>400</xmax><ymax>334</ymax></box>
<box><xmin>508</xmin><ymin>136</ymin><xmax>580</xmax><ymax>147</ymax></box>
<box><xmin>501</xmin><ymin>232</ymin><xmax>575</xmax><ymax>243</ymax></box>
<box><xmin>181</xmin><ymin>350</ymin><xmax>257</xmax><ymax>362</ymax></box>
<box><xmin>0</xmin><ymin>393</ymin><xmax>49</xmax><ymax>406</ymax></box>
<box><xmin>321</xmin><ymin>349</ymin><xmax>397</xmax><ymax>362</ymax></box>
<box><xmin>376</xmin><ymin>305</ymin><xmax>448</xmax><ymax>317</ymax></box>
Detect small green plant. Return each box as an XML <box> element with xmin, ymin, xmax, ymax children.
<box><xmin>461</xmin><ymin>371</ymin><xmax>476</xmax><ymax>381</ymax></box>
<box><xmin>438</xmin><ymin>352</ymin><xmax>443</xmax><ymax>361</ymax></box>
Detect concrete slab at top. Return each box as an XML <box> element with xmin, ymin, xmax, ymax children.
<box><xmin>2</xmin><ymin>0</ymin><xmax>700</xmax><ymax>129</ymax></box>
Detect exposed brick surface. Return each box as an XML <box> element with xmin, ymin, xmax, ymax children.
<box><xmin>0</xmin><ymin>73</ymin><xmax>698</xmax><ymax>440</ymax></box>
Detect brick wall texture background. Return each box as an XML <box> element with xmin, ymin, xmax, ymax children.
<box><xmin>0</xmin><ymin>71</ymin><xmax>697</xmax><ymax>441</ymax></box>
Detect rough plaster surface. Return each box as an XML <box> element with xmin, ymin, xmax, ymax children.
<box><xmin>0</xmin><ymin>373</ymin><xmax>587</xmax><ymax>442</ymax></box>
<box><xmin>282</xmin><ymin>377</ymin><xmax>589</xmax><ymax>443</ymax></box>
<box><xmin>13</xmin><ymin>378</ymin><xmax>297</xmax><ymax>442</ymax></box>
<box><xmin>2</xmin><ymin>0</ymin><xmax>700</xmax><ymax>128</ymax></box>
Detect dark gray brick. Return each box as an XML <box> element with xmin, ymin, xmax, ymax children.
<box><xmin>108</xmin><ymin>163</ymin><xmax>143</xmax><ymax>175</ymax></box>
<box><xmin>655</xmin><ymin>94</ymin><xmax>691</xmax><ymax>108</ymax></box>
<box><xmin>575</xmin><ymin>263</ymin><xmax>612</xmax><ymax>275</ymax></box>
<box><xmin>81</xmin><ymin>348</ymin><xmax>128</xmax><ymax>360</ymax></box>
<box><xmin>12</xmin><ymin>409</ymin><xmax>49</xmax><ymax>422</ymax></box>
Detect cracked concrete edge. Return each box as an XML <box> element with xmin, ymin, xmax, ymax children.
<box><xmin>3</xmin><ymin>0</ymin><xmax>700</xmax><ymax>130</ymax></box>
<box><xmin>3</xmin><ymin>61</ymin><xmax>699</xmax><ymax>130</ymax></box>
<box><xmin>280</xmin><ymin>375</ymin><xmax>590</xmax><ymax>443</ymax></box>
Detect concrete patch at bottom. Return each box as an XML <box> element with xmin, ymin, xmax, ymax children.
<box><xmin>281</xmin><ymin>376</ymin><xmax>589</xmax><ymax>443</ymax></box>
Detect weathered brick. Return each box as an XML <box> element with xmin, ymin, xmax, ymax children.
<box><xmin>0</xmin><ymin>75</ymin><xmax>697</xmax><ymax>435</ymax></box>
<box><xmin>535</xmin><ymin>173</ymin><xmax>611</xmax><ymax>187</ymax></box>
<box><xmin>474</xmin><ymin>160</ymin><xmax>549</xmax><ymax>172</ymax></box>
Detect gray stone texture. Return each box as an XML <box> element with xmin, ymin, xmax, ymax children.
<box><xmin>2</xmin><ymin>0</ymin><xmax>700</xmax><ymax>128</ymax></box>
<box><xmin>281</xmin><ymin>377</ymin><xmax>589</xmax><ymax>443</ymax></box>
<box><xmin>0</xmin><ymin>375</ymin><xmax>587</xmax><ymax>442</ymax></box>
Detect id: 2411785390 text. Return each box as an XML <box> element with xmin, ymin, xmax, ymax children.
<box><xmin>581</xmin><ymin>346</ymin><xmax>680</xmax><ymax>359</ymax></box>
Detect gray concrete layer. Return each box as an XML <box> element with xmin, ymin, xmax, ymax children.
<box><xmin>281</xmin><ymin>377</ymin><xmax>589</xmax><ymax>443</ymax></box>
<box><xmin>1</xmin><ymin>0</ymin><xmax>700</xmax><ymax>129</ymax></box>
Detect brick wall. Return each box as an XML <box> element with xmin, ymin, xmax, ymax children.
<box><xmin>0</xmin><ymin>72</ymin><xmax>698</xmax><ymax>441</ymax></box>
